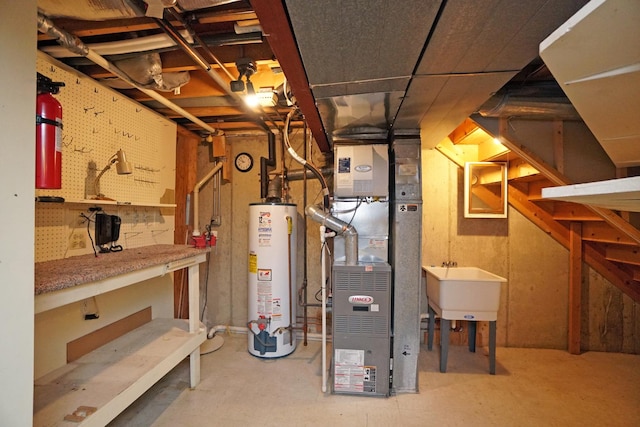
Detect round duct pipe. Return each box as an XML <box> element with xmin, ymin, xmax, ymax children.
<box><xmin>478</xmin><ymin>84</ymin><xmax>581</xmax><ymax>120</ymax></box>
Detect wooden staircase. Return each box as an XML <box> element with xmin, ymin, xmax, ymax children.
<box><xmin>437</xmin><ymin>118</ymin><xmax>640</xmax><ymax>303</ymax></box>
<box><xmin>509</xmin><ymin>176</ymin><xmax>640</xmax><ymax>303</ymax></box>
<box><xmin>437</xmin><ymin>118</ymin><xmax>640</xmax><ymax>353</ymax></box>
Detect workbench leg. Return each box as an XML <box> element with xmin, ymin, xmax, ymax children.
<box><xmin>489</xmin><ymin>320</ymin><xmax>496</xmax><ymax>375</ymax></box>
<box><xmin>427</xmin><ymin>305</ymin><xmax>435</xmax><ymax>351</ymax></box>
<box><xmin>188</xmin><ymin>263</ymin><xmax>201</xmax><ymax>388</ymax></box>
<box><xmin>440</xmin><ymin>319</ymin><xmax>450</xmax><ymax>373</ymax></box>
<box><xmin>468</xmin><ymin>320</ymin><xmax>477</xmax><ymax>353</ymax></box>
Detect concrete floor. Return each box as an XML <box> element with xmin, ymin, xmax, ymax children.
<box><xmin>110</xmin><ymin>334</ymin><xmax>640</xmax><ymax>426</ymax></box>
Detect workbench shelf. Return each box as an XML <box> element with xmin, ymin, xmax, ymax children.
<box><xmin>34</xmin><ymin>318</ymin><xmax>206</xmax><ymax>426</ymax></box>
<box><xmin>64</xmin><ymin>199</ymin><xmax>177</xmax><ymax>208</ymax></box>
<box><xmin>33</xmin><ymin>245</ymin><xmax>208</xmax><ymax>427</ymax></box>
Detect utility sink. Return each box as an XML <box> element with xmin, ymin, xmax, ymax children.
<box><xmin>424</xmin><ymin>266</ymin><xmax>506</xmax><ymax>321</ymax></box>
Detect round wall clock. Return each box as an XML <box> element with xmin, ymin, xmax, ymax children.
<box><xmin>234</xmin><ymin>152</ymin><xmax>253</xmax><ymax>172</ymax></box>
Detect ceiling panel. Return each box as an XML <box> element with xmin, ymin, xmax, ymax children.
<box><xmin>417</xmin><ymin>0</ymin><xmax>589</xmax><ymax>75</ymax></box>
<box><xmin>311</xmin><ymin>76</ymin><xmax>409</xmax><ymax>99</ymax></box>
<box><xmin>284</xmin><ymin>0</ymin><xmax>441</xmax><ymax>85</ymax></box>
<box><xmin>396</xmin><ymin>72</ymin><xmax>516</xmax><ymax>146</ymax></box>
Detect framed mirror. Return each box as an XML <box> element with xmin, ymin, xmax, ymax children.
<box><xmin>464</xmin><ymin>162</ymin><xmax>508</xmax><ymax>218</ymax></box>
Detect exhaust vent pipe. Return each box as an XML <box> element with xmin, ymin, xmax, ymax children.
<box><xmin>305</xmin><ymin>204</ymin><xmax>358</xmax><ymax>265</ymax></box>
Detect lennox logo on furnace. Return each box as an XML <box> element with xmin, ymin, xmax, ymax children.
<box><xmin>348</xmin><ymin>295</ymin><xmax>374</xmax><ymax>305</ymax></box>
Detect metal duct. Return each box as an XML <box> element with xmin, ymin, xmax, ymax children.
<box><xmin>39</xmin><ymin>30</ymin><xmax>195</xmax><ymax>58</ymax></box>
<box><xmin>102</xmin><ymin>53</ymin><xmax>191</xmax><ymax>92</ymax></box>
<box><xmin>38</xmin><ymin>0</ymin><xmax>145</xmax><ymax>20</ymax></box>
<box><xmin>152</xmin><ymin>15</ymin><xmax>272</xmax><ymax>133</ymax></box>
<box><xmin>286</xmin><ymin>166</ymin><xmax>333</xmax><ymax>181</ymax></box>
<box><xmin>37</xmin><ymin>12</ymin><xmax>221</xmax><ymax>135</ymax></box>
<box><xmin>305</xmin><ymin>204</ymin><xmax>358</xmax><ymax>265</ymax></box>
<box><xmin>478</xmin><ymin>96</ymin><xmax>580</xmax><ymax>119</ymax></box>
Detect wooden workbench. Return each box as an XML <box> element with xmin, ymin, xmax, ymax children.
<box><xmin>33</xmin><ymin>244</ymin><xmax>208</xmax><ymax>426</ymax></box>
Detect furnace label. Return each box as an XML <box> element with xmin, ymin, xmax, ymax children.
<box><xmin>334</xmin><ymin>348</ymin><xmax>365</xmax><ymax>393</ymax></box>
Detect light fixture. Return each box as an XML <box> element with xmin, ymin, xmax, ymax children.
<box><xmin>244</xmin><ymin>80</ymin><xmax>259</xmax><ymax>107</ymax></box>
<box><xmin>93</xmin><ymin>149</ymin><xmax>132</xmax><ymax>200</ymax></box>
<box><xmin>230</xmin><ymin>57</ymin><xmax>256</xmax><ymax>93</ymax></box>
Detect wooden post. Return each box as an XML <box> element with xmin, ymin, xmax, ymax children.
<box><xmin>568</xmin><ymin>221</ymin><xmax>582</xmax><ymax>354</ymax></box>
<box><xmin>174</xmin><ymin>126</ymin><xmax>199</xmax><ymax>318</ymax></box>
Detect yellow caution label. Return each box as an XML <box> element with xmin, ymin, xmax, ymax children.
<box><xmin>249</xmin><ymin>252</ymin><xmax>257</xmax><ymax>274</ymax></box>
<box><xmin>286</xmin><ymin>216</ymin><xmax>292</xmax><ymax>235</ymax></box>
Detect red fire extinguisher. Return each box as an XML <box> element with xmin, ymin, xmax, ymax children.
<box><xmin>36</xmin><ymin>73</ymin><xmax>65</xmax><ymax>189</ymax></box>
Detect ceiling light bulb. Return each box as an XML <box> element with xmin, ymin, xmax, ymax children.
<box><xmin>244</xmin><ymin>80</ymin><xmax>259</xmax><ymax>107</ymax></box>
<box><xmin>245</xmin><ymin>93</ymin><xmax>259</xmax><ymax>108</ymax></box>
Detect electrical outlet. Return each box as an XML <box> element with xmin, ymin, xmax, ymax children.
<box><xmin>69</xmin><ymin>229</ymin><xmax>87</xmax><ymax>250</ymax></box>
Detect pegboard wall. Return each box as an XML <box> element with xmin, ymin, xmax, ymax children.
<box><xmin>35</xmin><ymin>52</ymin><xmax>177</xmax><ymax>262</ymax></box>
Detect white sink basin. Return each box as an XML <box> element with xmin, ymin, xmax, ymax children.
<box><xmin>424</xmin><ymin>266</ymin><xmax>506</xmax><ymax>321</ymax></box>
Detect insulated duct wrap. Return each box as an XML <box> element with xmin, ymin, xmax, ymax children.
<box><xmin>37</xmin><ymin>14</ymin><xmax>88</xmax><ymax>57</ymax></box>
<box><xmin>38</xmin><ymin>0</ymin><xmax>145</xmax><ymax>20</ymax></box>
<box><xmin>103</xmin><ymin>53</ymin><xmax>191</xmax><ymax>92</ymax></box>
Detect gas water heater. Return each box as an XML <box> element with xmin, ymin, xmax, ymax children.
<box><xmin>247</xmin><ymin>203</ymin><xmax>297</xmax><ymax>358</ymax></box>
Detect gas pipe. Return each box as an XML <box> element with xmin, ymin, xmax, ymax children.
<box><xmin>36</xmin><ymin>73</ymin><xmax>65</xmax><ymax>189</ymax></box>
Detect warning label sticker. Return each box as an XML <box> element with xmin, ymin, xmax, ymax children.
<box><xmin>257</xmin><ymin>282</ymin><xmax>272</xmax><ymax>316</ymax></box>
<box><xmin>258</xmin><ymin>269</ymin><xmax>272</xmax><ymax>281</ymax></box>
<box><xmin>248</xmin><ymin>252</ymin><xmax>257</xmax><ymax>274</ymax></box>
<box><xmin>334</xmin><ymin>349</ymin><xmax>365</xmax><ymax>393</ymax></box>
<box><xmin>398</xmin><ymin>204</ymin><xmax>419</xmax><ymax>213</ymax></box>
<box><xmin>258</xmin><ymin>211</ymin><xmax>273</xmax><ymax>247</ymax></box>
<box><xmin>272</xmin><ymin>297</ymin><xmax>282</xmax><ymax>320</ymax></box>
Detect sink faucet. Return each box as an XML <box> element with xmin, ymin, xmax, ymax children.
<box><xmin>441</xmin><ymin>261</ymin><xmax>457</xmax><ymax>267</ymax></box>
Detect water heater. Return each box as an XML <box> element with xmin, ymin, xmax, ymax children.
<box><xmin>247</xmin><ymin>203</ymin><xmax>297</xmax><ymax>358</ymax></box>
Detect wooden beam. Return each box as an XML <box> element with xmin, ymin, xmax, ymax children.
<box><xmin>38</xmin><ymin>9</ymin><xmax>257</xmax><ymax>40</ymax></box>
<box><xmin>251</xmin><ymin>0</ymin><xmax>330</xmax><ymax>152</ymax></box>
<box><xmin>507</xmin><ymin>158</ymin><xmax>539</xmax><ymax>181</ymax></box>
<box><xmin>497</xmin><ymin>118</ymin><xmax>640</xmax><ymax>245</ymax></box>
<box><xmin>553</xmin><ymin>203</ymin><xmax>606</xmax><ymax>221</ymax></box>
<box><xmin>435</xmin><ymin>138</ymin><xmax>474</xmax><ymax>167</ymax></box>
<box><xmin>526</xmin><ymin>178</ymin><xmax>553</xmax><ymax>200</ymax></box>
<box><xmin>448</xmin><ymin>118</ymin><xmax>487</xmax><ymax>145</ymax></box>
<box><xmin>606</xmin><ymin>246</ymin><xmax>640</xmax><ymax>266</ymax></box>
<box><xmin>583</xmin><ymin>242</ymin><xmax>640</xmax><ymax>302</ymax></box>
<box><xmin>568</xmin><ymin>222</ymin><xmax>582</xmax><ymax>354</ymax></box>
<box><xmin>498</xmin><ymin>118</ymin><xmax>569</xmax><ymax>185</ymax></box>
<box><xmin>509</xmin><ymin>183</ymin><xmax>570</xmax><ymax>246</ymax></box>
<box><xmin>510</xmin><ymin>183</ymin><xmax>640</xmax><ymax>303</ymax></box>
<box><xmin>582</xmin><ymin>222</ymin><xmax>638</xmax><ymax>245</ymax></box>
<box><xmin>174</xmin><ymin>126</ymin><xmax>199</xmax><ymax>319</ymax></box>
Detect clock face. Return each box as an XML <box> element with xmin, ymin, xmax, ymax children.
<box><xmin>234</xmin><ymin>152</ymin><xmax>253</xmax><ymax>172</ymax></box>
